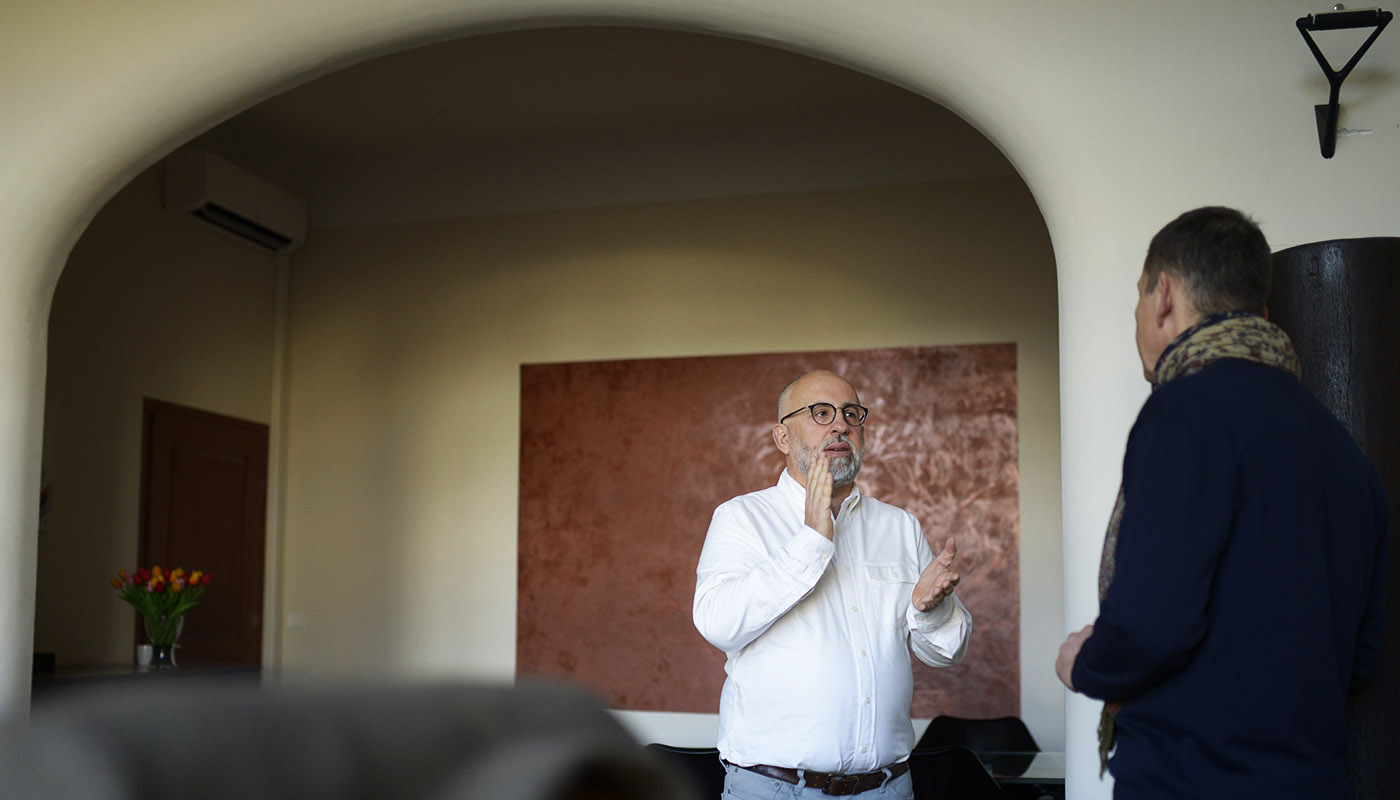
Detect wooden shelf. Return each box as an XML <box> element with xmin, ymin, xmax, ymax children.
<box><xmin>32</xmin><ymin>663</ymin><xmax>262</xmax><ymax>705</ymax></box>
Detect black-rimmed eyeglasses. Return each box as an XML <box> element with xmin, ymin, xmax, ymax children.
<box><xmin>778</xmin><ymin>403</ymin><xmax>868</xmax><ymax>427</ymax></box>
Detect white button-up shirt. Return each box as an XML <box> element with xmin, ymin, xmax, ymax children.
<box><xmin>693</xmin><ymin>469</ymin><xmax>971</xmax><ymax>773</ymax></box>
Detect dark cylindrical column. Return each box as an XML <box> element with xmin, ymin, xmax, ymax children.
<box><xmin>1270</xmin><ymin>237</ymin><xmax>1399</xmax><ymax>800</ymax></box>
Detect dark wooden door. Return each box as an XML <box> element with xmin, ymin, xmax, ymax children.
<box><xmin>140</xmin><ymin>399</ymin><xmax>268</xmax><ymax>665</ymax></box>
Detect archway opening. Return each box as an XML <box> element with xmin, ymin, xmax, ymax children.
<box><xmin>35</xmin><ymin>24</ymin><xmax>1061</xmax><ymax>746</ymax></box>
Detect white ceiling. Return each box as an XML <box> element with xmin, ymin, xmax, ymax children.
<box><xmin>193</xmin><ymin>26</ymin><xmax>1016</xmax><ymax>229</ymax></box>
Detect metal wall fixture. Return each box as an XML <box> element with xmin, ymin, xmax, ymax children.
<box><xmin>1297</xmin><ymin>5</ymin><xmax>1393</xmax><ymax>158</ymax></box>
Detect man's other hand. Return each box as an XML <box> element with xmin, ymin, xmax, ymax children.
<box><xmin>912</xmin><ymin>537</ymin><xmax>960</xmax><ymax>612</ymax></box>
<box><xmin>1057</xmin><ymin>624</ymin><xmax>1093</xmax><ymax>692</ymax></box>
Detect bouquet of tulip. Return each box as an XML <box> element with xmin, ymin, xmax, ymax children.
<box><xmin>110</xmin><ymin>566</ymin><xmax>211</xmax><ymax>646</ymax></box>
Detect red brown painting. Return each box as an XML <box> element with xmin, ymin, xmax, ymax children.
<box><xmin>517</xmin><ymin>345</ymin><xmax>1019</xmax><ymax>718</ymax></box>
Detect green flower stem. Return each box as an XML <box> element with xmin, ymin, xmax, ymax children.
<box><xmin>117</xmin><ymin>583</ymin><xmax>205</xmax><ymax>645</ymax></box>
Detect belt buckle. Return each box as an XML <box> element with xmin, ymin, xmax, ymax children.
<box><xmin>822</xmin><ymin>774</ymin><xmax>862</xmax><ymax>795</ymax></box>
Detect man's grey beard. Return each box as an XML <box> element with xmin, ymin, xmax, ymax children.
<box><xmin>796</xmin><ymin>434</ymin><xmax>864</xmax><ymax>487</ymax></box>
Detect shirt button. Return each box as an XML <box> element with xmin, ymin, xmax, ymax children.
<box><xmin>860</xmin><ymin>650</ymin><xmax>868</xmax><ymax>657</ymax></box>
<box><xmin>861</xmin><ymin>747</ymin><xmax>868</xmax><ymax>754</ymax></box>
<box><xmin>842</xmin><ymin>566</ymin><xmax>850</xmax><ymax>573</ymax></box>
<box><xmin>850</xmin><ymin>606</ymin><xmax>858</xmax><ymax>613</ymax></box>
<box><xmin>864</xmin><ymin>697</ymin><xmax>871</xmax><ymax>704</ymax></box>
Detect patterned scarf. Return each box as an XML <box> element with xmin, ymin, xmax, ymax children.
<box><xmin>1094</xmin><ymin>312</ymin><xmax>1301</xmax><ymax>774</ymax></box>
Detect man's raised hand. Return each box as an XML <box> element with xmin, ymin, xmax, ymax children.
<box><xmin>912</xmin><ymin>537</ymin><xmax>960</xmax><ymax>612</ymax></box>
<box><xmin>804</xmin><ymin>452</ymin><xmax>834</xmax><ymax>540</ymax></box>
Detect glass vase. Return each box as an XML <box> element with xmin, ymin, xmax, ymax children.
<box><xmin>143</xmin><ymin>614</ymin><xmax>184</xmax><ymax>669</ymax></box>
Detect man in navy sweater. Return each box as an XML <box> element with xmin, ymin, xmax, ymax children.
<box><xmin>1056</xmin><ymin>206</ymin><xmax>1388</xmax><ymax>798</ymax></box>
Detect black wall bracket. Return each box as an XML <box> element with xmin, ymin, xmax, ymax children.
<box><xmin>1297</xmin><ymin>7</ymin><xmax>1392</xmax><ymax>158</ymax></box>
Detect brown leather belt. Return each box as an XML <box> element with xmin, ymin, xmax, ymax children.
<box><xmin>728</xmin><ymin>760</ymin><xmax>909</xmax><ymax>796</ymax></box>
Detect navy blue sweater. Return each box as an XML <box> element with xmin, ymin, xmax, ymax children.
<box><xmin>1073</xmin><ymin>359</ymin><xmax>1388</xmax><ymax>799</ymax></box>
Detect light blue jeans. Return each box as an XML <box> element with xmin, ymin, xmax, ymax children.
<box><xmin>720</xmin><ymin>761</ymin><xmax>914</xmax><ymax>800</ymax></box>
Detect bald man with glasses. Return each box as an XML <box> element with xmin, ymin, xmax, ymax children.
<box><xmin>693</xmin><ymin>370</ymin><xmax>971</xmax><ymax>800</ymax></box>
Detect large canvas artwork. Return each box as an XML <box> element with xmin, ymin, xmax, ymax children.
<box><xmin>517</xmin><ymin>344</ymin><xmax>1019</xmax><ymax>718</ymax></box>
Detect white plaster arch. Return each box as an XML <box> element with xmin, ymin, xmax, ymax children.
<box><xmin>0</xmin><ymin>7</ymin><xmax>1096</xmax><ymax>800</ymax></box>
<box><xmin>3</xmin><ymin>0</ymin><xmax>1073</xmax><ymax>686</ymax></box>
<box><xmin>5</xmin><ymin>0</ymin><xmax>1097</xmax><ymax>778</ymax></box>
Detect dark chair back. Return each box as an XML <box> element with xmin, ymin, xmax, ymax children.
<box><xmin>915</xmin><ymin>715</ymin><xmax>1039</xmax><ymax>753</ymax></box>
<box><xmin>906</xmin><ymin>745</ymin><xmax>1009</xmax><ymax>800</ymax></box>
<box><xmin>644</xmin><ymin>743</ymin><xmax>725</xmax><ymax>799</ymax></box>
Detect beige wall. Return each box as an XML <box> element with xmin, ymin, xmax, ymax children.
<box><xmin>36</xmin><ymin>167</ymin><xmax>278</xmax><ymax>665</ymax></box>
<box><xmin>280</xmin><ymin>176</ymin><xmax>1062</xmax><ymax>743</ymax></box>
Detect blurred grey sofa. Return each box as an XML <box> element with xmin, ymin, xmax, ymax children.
<box><xmin>1</xmin><ymin>679</ymin><xmax>693</xmax><ymax>800</ymax></box>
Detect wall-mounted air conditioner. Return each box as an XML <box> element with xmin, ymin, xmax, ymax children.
<box><xmin>163</xmin><ymin>148</ymin><xmax>308</xmax><ymax>253</ymax></box>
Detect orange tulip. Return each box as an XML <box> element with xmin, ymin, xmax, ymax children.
<box><xmin>171</xmin><ymin>567</ymin><xmax>186</xmax><ymax>582</ymax></box>
<box><xmin>151</xmin><ymin>566</ymin><xmax>164</xmax><ymax>579</ymax></box>
<box><xmin>118</xmin><ymin>569</ymin><xmax>129</xmax><ymax>583</ymax></box>
<box><xmin>189</xmin><ymin>571</ymin><xmax>204</xmax><ymax>586</ymax></box>
<box><xmin>109</xmin><ymin>578</ymin><xmax>122</xmax><ymax>589</ymax></box>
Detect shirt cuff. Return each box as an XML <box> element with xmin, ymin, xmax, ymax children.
<box><xmin>782</xmin><ymin>524</ymin><xmax>834</xmax><ymax>578</ymax></box>
<box><xmin>907</xmin><ymin>591</ymin><xmax>963</xmax><ymax>631</ymax></box>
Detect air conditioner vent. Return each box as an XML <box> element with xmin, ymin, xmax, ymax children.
<box><xmin>194</xmin><ymin>202</ymin><xmax>297</xmax><ymax>252</ymax></box>
<box><xmin>164</xmin><ymin>148</ymin><xmax>307</xmax><ymax>253</ymax></box>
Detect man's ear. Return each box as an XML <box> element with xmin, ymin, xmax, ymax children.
<box><xmin>1154</xmin><ymin>271</ymin><xmax>1178</xmax><ymax>327</ymax></box>
<box><xmin>772</xmin><ymin>423</ymin><xmax>791</xmax><ymax>455</ymax></box>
